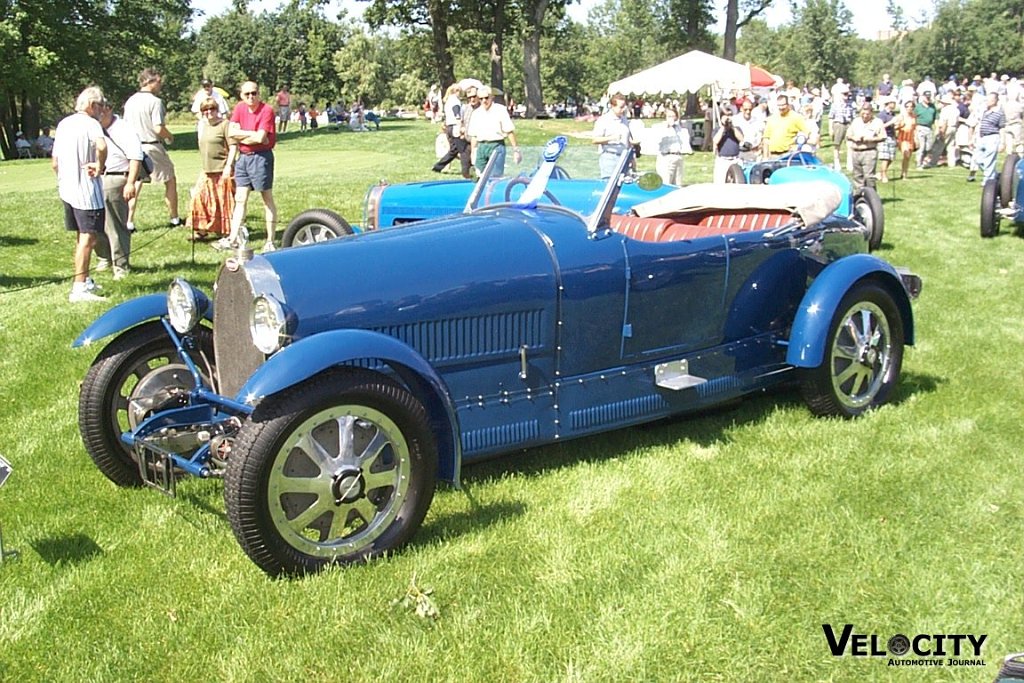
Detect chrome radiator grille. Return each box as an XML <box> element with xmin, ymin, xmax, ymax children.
<box><xmin>213</xmin><ymin>264</ymin><xmax>265</xmax><ymax>398</ymax></box>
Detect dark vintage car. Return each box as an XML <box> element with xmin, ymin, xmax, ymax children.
<box><xmin>980</xmin><ymin>147</ymin><xmax>1023</xmax><ymax>238</ymax></box>
<box><xmin>280</xmin><ymin>142</ymin><xmax>677</xmax><ymax>247</ymax></box>
<box><xmin>75</xmin><ymin>137</ymin><xmax>921</xmax><ymax>576</ymax></box>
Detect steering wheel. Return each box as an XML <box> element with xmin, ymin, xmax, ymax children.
<box><xmin>503</xmin><ymin>177</ymin><xmax>562</xmax><ymax>205</ymax></box>
<box><xmin>550</xmin><ymin>165</ymin><xmax>572</xmax><ymax>180</ymax></box>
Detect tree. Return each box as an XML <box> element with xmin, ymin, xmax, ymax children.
<box><xmin>721</xmin><ymin>0</ymin><xmax>774</xmax><ymax>61</ymax></box>
<box><xmin>0</xmin><ymin>0</ymin><xmax>192</xmax><ymax>159</ymax></box>
<box><xmin>781</xmin><ymin>0</ymin><xmax>856</xmax><ymax>85</ymax></box>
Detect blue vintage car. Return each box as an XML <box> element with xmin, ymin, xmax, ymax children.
<box><xmin>75</xmin><ymin>137</ymin><xmax>921</xmax><ymax>576</ymax></box>
<box><xmin>981</xmin><ymin>148</ymin><xmax>1023</xmax><ymax>237</ymax></box>
<box><xmin>726</xmin><ymin>146</ymin><xmax>885</xmax><ymax>252</ymax></box>
<box><xmin>280</xmin><ymin>142</ymin><xmax>677</xmax><ymax>247</ymax></box>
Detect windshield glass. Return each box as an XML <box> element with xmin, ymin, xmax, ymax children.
<box><xmin>466</xmin><ymin>135</ymin><xmax>638</xmax><ymax>222</ymax></box>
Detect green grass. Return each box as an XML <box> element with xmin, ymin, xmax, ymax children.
<box><xmin>1</xmin><ymin>119</ymin><xmax>1023</xmax><ymax>681</ymax></box>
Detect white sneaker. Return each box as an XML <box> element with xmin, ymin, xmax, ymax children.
<box><xmin>95</xmin><ymin>259</ymin><xmax>110</xmax><ymax>272</ymax></box>
<box><xmin>85</xmin><ymin>277</ymin><xmax>102</xmax><ymax>292</ymax></box>
<box><xmin>126</xmin><ymin>221</ymin><xmax>136</xmax><ymax>233</ymax></box>
<box><xmin>213</xmin><ymin>237</ymin><xmax>237</xmax><ymax>251</ymax></box>
<box><xmin>261</xmin><ymin>241</ymin><xmax>276</xmax><ymax>253</ymax></box>
<box><xmin>70</xmin><ymin>288</ymin><xmax>107</xmax><ymax>303</ymax></box>
<box><xmin>113</xmin><ymin>267</ymin><xmax>129</xmax><ymax>281</ymax></box>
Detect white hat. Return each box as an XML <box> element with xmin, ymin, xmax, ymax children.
<box><xmin>477</xmin><ymin>85</ymin><xmax>492</xmax><ymax>98</ymax></box>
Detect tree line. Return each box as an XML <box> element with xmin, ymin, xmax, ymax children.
<box><xmin>2</xmin><ymin>0</ymin><xmax>1023</xmax><ymax>159</ymax></box>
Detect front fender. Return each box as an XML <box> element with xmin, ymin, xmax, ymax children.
<box><xmin>236</xmin><ymin>329</ymin><xmax>462</xmax><ymax>484</ymax></box>
<box><xmin>72</xmin><ymin>294</ymin><xmax>168</xmax><ymax>348</ymax></box>
<box><xmin>786</xmin><ymin>254</ymin><xmax>916</xmax><ymax>368</ymax></box>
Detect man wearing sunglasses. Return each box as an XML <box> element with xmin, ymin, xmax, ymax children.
<box><xmin>221</xmin><ymin>81</ymin><xmax>278</xmax><ymax>252</ymax></box>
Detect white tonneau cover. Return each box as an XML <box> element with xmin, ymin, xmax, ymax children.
<box><xmin>632</xmin><ymin>180</ymin><xmax>843</xmax><ymax>227</ymax></box>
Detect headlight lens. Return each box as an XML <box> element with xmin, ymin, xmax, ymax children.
<box><xmin>167</xmin><ymin>278</ymin><xmax>206</xmax><ymax>333</ymax></box>
<box><xmin>249</xmin><ymin>294</ymin><xmax>288</xmax><ymax>355</ymax></box>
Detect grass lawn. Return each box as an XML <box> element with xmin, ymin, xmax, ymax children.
<box><xmin>0</xmin><ymin>117</ymin><xmax>1022</xmax><ymax>682</ymax></box>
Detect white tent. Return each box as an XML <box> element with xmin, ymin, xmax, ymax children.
<box><xmin>607</xmin><ymin>50</ymin><xmax>751</xmax><ymax>97</ymax></box>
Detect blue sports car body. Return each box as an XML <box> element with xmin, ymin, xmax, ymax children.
<box><xmin>75</xmin><ymin>137</ymin><xmax>921</xmax><ymax>576</ymax></box>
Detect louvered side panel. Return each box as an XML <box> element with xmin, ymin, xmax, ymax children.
<box><xmin>374</xmin><ymin>310</ymin><xmax>543</xmax><ymax>363</ymax></box>
<box><xmin>568</xmin><ymin>395</ymin><xmax>667</xmax><ymax>432</ymax></box>
<box><xmin>461</xmin><ymin>420</ymin><xmax>540</xmax><ymax>454</ymax></box>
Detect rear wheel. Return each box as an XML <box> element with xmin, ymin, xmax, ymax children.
<box><xmin>999</xmin><ymin>153</ymin><xmax>1018</xmax><ymax>209</ymax></box>
<box><xmin>78</xmin><ymin>322</ymin><xmax>214</xmax><ymax>486</ymax></box>
<box><xmin>799</xmin><ymin>283</ymin><xmax>904</xmax><ymax>418</ymax></box>
<box><xmin>282</xmin><ymin>209</ymin><xmax>353</xmax><ymax>248</ymax></box>
<box><xmin>225</xmin><ymin>368</ymin><xmax>437</xmax><ymax>576</ymax></box>
<box><xmin>980</xmin><ymin>179</ymin><xmax>1001</xmax><ymax>238</ymax></box>
<box><xmin>853</xmin><ymin>187</ymin><xmax>885</xmax><ymax>251</ymax></box>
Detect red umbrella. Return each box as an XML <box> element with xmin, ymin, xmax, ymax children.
<box><xmin>749</xmin><ymin>65</ymin><xmax>779</xmax><ymax>87</ymax></box>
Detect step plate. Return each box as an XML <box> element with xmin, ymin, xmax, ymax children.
<box><xmin>654</xmin><ymin>360</ymin><xmax>707</xmax><ymax>391</ymax></box>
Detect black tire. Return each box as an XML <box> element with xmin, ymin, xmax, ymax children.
<box><xmin>980</xmin><ymin>179</ymin><xmax>1001</xmax><ymax>238</ymax></box>
<box><xmin>999</xmin><ymin>153</ymin><xmax>1018</xmax><ymax>209</ymax></box>
<box><xmin>799</xmin><ymin>283</ymin><xmax>905</xmax><ymax>418</ymax></box>
<box><xmin>724</xmin><ymin>163</ymin><xmax>746</xmax><ymax>184</ymax></box>
<box><xmin>281</xmin><ymin>209</ymin><xmax>353</xmax><ymax>248</ymax></box>
<box><xmin>224</xmin><ymin>368</ymin><xmax>437</xmax><ymax>576</ymax></box>
<box><xmin>78</xmin><ymin>322</ymin><xmax>214</xmax><ymax>486</ymax></box>
<box><xmin>853</xmin><ymin>187</ymin><xmax>885</xmax><ymax>251</ymax></box>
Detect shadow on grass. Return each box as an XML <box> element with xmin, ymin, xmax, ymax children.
<box><xmin>416</xmin><ymin>500</ymin><xmax>527</xmax><ymax>545</ymax></box>
<box><xmin>0</xmin><ymin>274</ymin><xmax>63</xmax><ymax>291</ymax></box>
<box><xmin>31</xmin><ymin>533</ymin><xmax>103</xmax><ymax>566</ymax></box>
<box><xmin>0</xmin><ymin>235</ymin><xmax>39</xmax><ymax>247</ymax></box>
<box><xmin>457</xmin><ymin>370</ymin><xmax>942</xmax><ymax>489</ymax></box>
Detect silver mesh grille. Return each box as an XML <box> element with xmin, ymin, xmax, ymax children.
<box><xmin>213</xmin><ymin>264</ymin><xmax>265</xmax><ymax>398</ymax></box>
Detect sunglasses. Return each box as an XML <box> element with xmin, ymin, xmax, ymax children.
<box><xmin>201</xmin><ymin>108</ymin><xmax>218</xmax><ymax>113</ymax></box>
<box><xmin>242</xmin><ymin>91</ymin><xmax>258</xmax><ymax>96</ymax></box>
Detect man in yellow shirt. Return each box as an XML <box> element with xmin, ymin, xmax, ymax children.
<box><xmin>761</xmin><ymin>95</ymin><xmax>818</xmax><ymax>158</ymax></box>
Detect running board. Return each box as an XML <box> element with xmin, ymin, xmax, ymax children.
<box><xmin>654</xmin><ymin>360</ymin><xmax>707</xmax><ymax>390</ymax></box>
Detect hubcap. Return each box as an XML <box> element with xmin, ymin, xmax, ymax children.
<box><xmin>267</xmin><ymin>405</ymin><xmax>410</xmax><ymax>558</ymax></box>
<box><xmin>830</xmin><ymin>302</ymin><xmax>892</xmax><ymax>410</ymax></box>
<box><xmin>294</xmin><ymin>223</ymin><xmax>338</xmax><ymax>246</ymax></box>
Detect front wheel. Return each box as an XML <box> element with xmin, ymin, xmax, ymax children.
<box><xmin>281</xmin><ymin>209</ymin><xmax>353</xmax><ymax>248</ymax></box>
<box><xmin>724</xmin><ymin>163</ymin><xmax>746</xmax><ymax>184</ymax></box>
<box><xmin>980</xmin><ymin>179</ymin><xmax>1001</xmax><ymax>238</ymax></box>
<box><xmin>78</xmin><ymin>322</ymin><xmax>214</xmax><ymax>486</ymax></box>
<box><xmin>799</xmin><ymin>283</ymin><xmax>904</xmax><ymax>418</ymax></box>
<box><xmin>853</xmin><ymin>187</ymin><xmax>885</xmax><ymax>251</ymax></box>
<box><xmin>224</xmin><ymin>368</ymin><xmax>437</xmax><ymax>576</ymax></box>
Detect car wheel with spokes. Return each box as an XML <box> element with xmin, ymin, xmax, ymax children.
<box><xmin>282</xmin><ymin>209</ymin><xmax>353</xmax><ymax>248</ymax></box>
<box><xmin>799</xmin><ymin>283</ymin><xmax>904</xmax><ymax>418</ymax></box>
<box><xmin>78</xmin><ymin>322</ymin><xmax>214</xmax><ymax>486</ymax></box>
<box><xmin>225</xmin><ymin>368</ymin><xmax>437</xmax><ymax>576</ymax></box>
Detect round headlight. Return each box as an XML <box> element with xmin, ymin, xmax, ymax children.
<box><xmin>250</xmin><ymin>294</ymin><xmax>287</xmax><ymax>355</ymax></box>
<box><xmin>167</xmin><ymin>278</ymin><xmax>205</xmax><ymax>333</ymax></box>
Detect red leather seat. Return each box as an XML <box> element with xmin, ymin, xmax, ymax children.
<box><xmin>660</xmin><ymin>211</ymin><xmax>794</xmax><ymax>241</ymax></box>
<box><xmin>608</xmin><ymin>215</ymin><xmax>677</xmax><ymax>242</ymax></box>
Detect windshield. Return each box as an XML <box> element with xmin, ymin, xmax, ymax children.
<box><xmin>465</xmin><ymin>135</ymin><xmax>642</xmax><ymax>225</ymax></box>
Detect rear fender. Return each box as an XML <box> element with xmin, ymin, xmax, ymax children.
<box><xmin>786</xmin><ymin>254</ymin><xmax>915</xmax><ymax>368</ymax></box>
<box><xmin>236</xmin><ymin>329</ymin><xmax>462</xmax><ymax>484</ymax></box>
<box><xmin>72</xmin><ymin>294</ymin><xmax>169</xmax><ymax>348</ymax></box>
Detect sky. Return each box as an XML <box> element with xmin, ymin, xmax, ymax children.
<box><xmin>194</xmin><ymin>0</ymin><xmax>935</xmax><ymax>40</ymax></box>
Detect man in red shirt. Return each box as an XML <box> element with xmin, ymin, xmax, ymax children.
<box><xmin>220</xmin><ymin>80</ymin><xmax>279</xmax><ymax>252</ymax></box>
<box><xmin>275</xmin><ymin>86</ymin><xmax>291</xmax><ymax>133</ymax></box>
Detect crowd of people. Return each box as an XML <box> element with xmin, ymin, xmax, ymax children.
<box><xmin>586</xmin><ymin>70</ymin><xmax>1021</xmax><ymax>192</ymax></box>
<box><xmin>52</xmin><ymin>69</ymin><xmax>280</xmax><ymax>303</ymax></box>
<box><xmin>35</xmin><ymin>66</ymin><xmax>1024</xmax><ymax>303</ymax></box>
